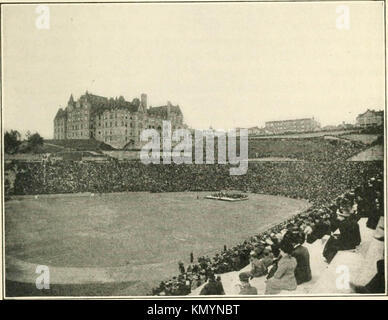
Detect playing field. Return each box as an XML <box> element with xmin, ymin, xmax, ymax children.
<box><xmin>5</xmin><ymin>192</ymin><xmax>309</xmax><ymax>296</ymax></box>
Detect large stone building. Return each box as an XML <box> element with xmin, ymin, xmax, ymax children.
<box><xmin>265</xmin><ymin>117</ymin><xmax>321</xmax><ymax>134</ymax></box>
<box><xmin>356</xmin><ymin>109</ymin><xmax>384</xmax><ymax>128</ymax></box>
<box><xmin>54</xmin><ymin>91</ymin><xmax>185</xmax><ymax>149</ymax></box>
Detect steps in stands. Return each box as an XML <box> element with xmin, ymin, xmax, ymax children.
<box><xmin>190</xmin><ymin>218</ymin><xmax>384</xmax><ymax>296</ymax></box>
<box><xmin>289</xmin><ymin>218</ymin><xmax>383</xmax><ymax>295</ymax></box>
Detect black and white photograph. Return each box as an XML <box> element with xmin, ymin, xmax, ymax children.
<box><xmin>0</xmin><ymin>0</ymin><xmax>386</xmax><ymax>300</ymax></box>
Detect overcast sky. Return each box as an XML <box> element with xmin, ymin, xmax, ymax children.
<box><xmin>2</xmin><ymin>2</ymin><xmax>385</xmax><ymax>138</ymax></box>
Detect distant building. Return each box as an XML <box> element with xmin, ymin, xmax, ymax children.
<box><xmin>265</xmin><ymin>117</ymin><xmax>321</xmax><ymax>134</ymax></box>
<box><xmin>54</xmin><ymin>92</ymin><xmax>186</xmax><ymax>149</ymax></box>
<box><xmin>356</xmin><ymin>109</ymin><xmax>383</xmax><ymax>128</ymax></box>
<box><xmin>322</xmin><ymin>125</ymin><xmax>338</xmax><ymax>131</ymax></box>
<box><xmin>248</xmin><ymin>126</ymin><xmax>265</xmax><ymax>135</ymax></box>
<box><xmin>337</xmin><ymin>122</ymin><xmax>354</xmax><ymax>130</ymax></box>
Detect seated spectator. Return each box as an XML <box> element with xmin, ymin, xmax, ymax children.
<box><xmin>261</xmin><ymin>247</ymin><xmax>274</xmax><ymax>269</ymax></box>
<box><xmin>350</xmin><ymin>259</ymin><xmax>385</xmax><ymax>294</ymax></box>
<box><xmin>266</xmin><ymin>243</ymin><xmax>281</xmax><ymax>279</ymax></box>
<box><xmin>292</xmin><ymin>232</ymin><xmax>312</xmax><ymax>285</ymax></box>
<box><xmin>191</xmin><ymin>275</ymin><xmax>202</xmax><ymax>291</ymax></box>
<box><xmin>199</xmin><ymin>272</ymin><xmax>225</xmax><ymax>295</ymax></box>
<box><xmin>248</xmin><ymin>249</ymin><xmax>267</xmax><ymax>278</ymax></box>
<box><xmin>350</xmin><ymin>221</ymin><xmax>384</xmax><ymax>294</ymax></box>
<box><xmin>354</xmin><ymin>191</ymin><xmax>369</xmax><ymax>219</ymax></box>
<box><xmin>236</xmin><ymin>272</ymin><xmax>258</xmax><ymax>295</ymax></box>
<box><xmin>323</xmin><ymin>202</ymin><xmax>361</xmax><ymax>263</ymax></box>
<box><xmin>176</xmin><ymin>274</ymin><xmax>191</xmax><ymax>295</ymax></box>
<box><xmin>306</xmin><ymin>216</ymin><xmax>331</xmax><ymax>243</ymax></box>
<box><xmin>265</xmin><ymin>239</ymin><xmax>297</xmax><ymax>294</ymax></box>
<box><xmin>367</xmin><ymin>197</ymin><xmax>383</xmax><ymax>230</ymax></box>
<box><xmin>282</xmin><ymin>225</ymin><xmax>299</xmax><ymax>245</ymax></box>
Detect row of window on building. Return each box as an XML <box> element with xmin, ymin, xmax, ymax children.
<box><xmin>98</xmin><ymin>113</ymin><xmax>138</xmax><ymax>121</ymax></box>
<box><xmin>103</xmin><ymin>136</ymin><xmax>135</xmax><ymax>143</ymax></box>
<box><xmin>97</xmin><ymin>129</ymin><xmax>140</xmax><ymax>136</ymax></box>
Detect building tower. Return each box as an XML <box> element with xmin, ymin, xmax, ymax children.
<box><xmin>141</xmin><ymin>93</ymin><xmax>147</xmax><ymax>111</ymax></box>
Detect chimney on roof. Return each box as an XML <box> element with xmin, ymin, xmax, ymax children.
<box><xmin>167</xmin><ymin>101</ymin><xmax>172</xmax><ymax>117</ymax></box>
<box><xmin>141</xmin><ymin>93</ymin><xmax>147</xmax><ymax>109</ymax></box>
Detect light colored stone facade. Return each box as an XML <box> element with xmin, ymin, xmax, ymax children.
<box><xmin>265</xmin><ymin>117</ymin><xmax>321</xmax><ymax>134</ymax></box>
<box><xmin>54</xmin><ymin>92</ymin><xmax>185</xmax><ymax>149</ymax></box>
<box><xmin>356</xmin><ymin>109</ymin><xmax>383</xmax><ymax>128</ymax></box>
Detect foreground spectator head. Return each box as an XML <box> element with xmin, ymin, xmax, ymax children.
<box><xmin>255</xmin><ymin>246</ymin><xmax>264</xmax><ymax>257</ymax></box>
<box><xmin>239</xmin><ymin>272</ymin><xmax>250</xmax><ymax>283</ymax></box>
<box><xmin>271</xmin><ymin>244</ymin><xmax>281</xmax><ymax>257</ymax></box>
<box><xmin>263</xmin><ymin>247</ymin><xmax>272</xmax><ymax>256</ymax></box>
<box><xmin>279</xmin><ymin>239</ymin><xmax>294</xmax><ymax>255</ymax></box>
<box><xmin>207</xmin><ymin>272</ymin><xmax>216</xmax><ymax>281</ymax></box>
<box><xmin>374</xmin><ymin>218</ymin><xmax>384</xmax><ymax>241</ymax></box>
<box><xmin>293</xmin><ymin>231</ymin><xmax>306</xmax><ymax>245</ymax></box>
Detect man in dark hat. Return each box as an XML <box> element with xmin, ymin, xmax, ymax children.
<box><xmin>237</xmin><ymin>272</ymin><xmax>258</xmax><ymax>295</ymax></box>
<box><xmin>291</xmin><ymin>232</ymin><xmax>312</xmax><ymax>285</ymax></box>
<box><xmin>231</xmin><ymin>250</ymin><xmax>241</xmax><ymax>271</ymax></box>
<box><xmin>306</xmin><ymin>216</ymin><xmax>331</xmax><ymax>244</ymax></box>
<box><xmin>367</xmin><ymin>195</ymin><xmax>383</xmax><ymax>230</ymax></box>
<box><xmin>199</xmin><ymin>272</ymin><xmax>225</xmax><ymax>295</ymax></box>
<box><xmin>282</xmin><ymin>224</ymin><xmax>299</xmax><ymax>245</ymax></box>
<box><xmin>323</xmin><ymin>205</ymin><xmax>361</xmax><ymax>263</ymax></box>
<box><xmin>178</xmin><ymin>261</ymin><xmax>185</xmax><ymax>274</ymax></box>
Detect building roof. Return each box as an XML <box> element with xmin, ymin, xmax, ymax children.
<box><xmin>68</xmin><ymin>94</ymin><xmax>75</xmax><ymax>106</ymax></box>
<box><xmin>68</xmin><ymin>92</ymin><xmax>142</xmax><ymax>116</ymax></box>
<box><xmin>60</xmin><ymin>92</ymin><xmax>182</xmax><ymax>118</ymax></box>
<box><xmin>356</xmin><ymin>109</ymin><xmax>384</xmax><ymax>119</ymax></box>
<box><xmin>54</xmin><ymin>108</ymin><xmax>67</xmax><ymax>120</ymax></box>
<box><xmin>147</xmin><ymin>104</ymin><xmax>182</xmax><ymax>118</ymax></box>
<box><xmin>82</xmin><ymin>92</ymin><xmax>108</xmax><ymax>105</ymax></box>
<box><xmin>265</xmin><ymin>117</ymin><xmax>316</xmax><ymax>125</ymax></box>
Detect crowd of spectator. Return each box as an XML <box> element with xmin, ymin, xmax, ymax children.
<box><xmin>245</xmin><ymin>137</ymin><xmax>365</xmax><ymax>162</ymax></box>
<box><xmin>4</xmin><ymin>159</ymin><xmax>383</xmax><ymax>295</ymax></box>
<box><xmin>151</xmin><ymin>168</ymin><xmax>383</xmax><ymax>295</ymax></box>
<box><xmin>209</xmin><ymin>192</ymin><xmax>248</xmax><ymax>199</ymax></box>
<box><xmin>5</xmin><ymin>160</ymin><xmax>382</xmax><ymax>206</ymax></box>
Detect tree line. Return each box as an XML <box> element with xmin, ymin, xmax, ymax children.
<box><xmin>4</xmin><ymin>130</ymin><xmax>44</xmax><ymax>154</ymax></box>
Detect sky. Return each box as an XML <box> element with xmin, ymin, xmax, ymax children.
<box><xmin>2</xmin><ymin>2</ymin><xmax>385</xmax><ymax>138</ymax></box>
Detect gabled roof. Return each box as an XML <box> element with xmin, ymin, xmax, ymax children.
<box><xmin>82</xmin><ymin>92</ymin><xmax>108</xmax><ymax>104</ymax></box>
<box><xmin>60</xmin><ymin>92</ymin><xmax>182</xmax><ymax>118</ymax></box>
<box><xmin>79</xmin><ymin>92</ymin><xmax>141</xmax><ymax>116</ymax></box>
<box><xmin>147</xmin><ymin>105</ymin><xmax>182</xmax><ymax>118</ymax></box>
<box><xmin>54</xmin><ymin>108</ymin><xmax>67</xmax><ymax>120</ymax></box>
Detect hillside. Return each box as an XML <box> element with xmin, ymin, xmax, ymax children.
<box><xmin>45</xmin><ymin>139</ymin><xmax>116</xmax><ymax>152</ymax></box>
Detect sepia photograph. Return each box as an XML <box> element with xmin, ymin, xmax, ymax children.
<box><xmin>1</xmin><ymin>0</ymin><xmax>386</xmax><ymax>300</ymax></box>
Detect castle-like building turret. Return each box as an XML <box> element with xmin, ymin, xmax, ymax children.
<box><xmin>53</xmin><ymin>92</ymin><xmax>186</xmax><ymax>149</ymax></box>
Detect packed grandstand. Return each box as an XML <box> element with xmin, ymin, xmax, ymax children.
<box><xmin>4</xmin><ymin>148</ymin><xmax>384</xmax><ymax>295</ymax></box>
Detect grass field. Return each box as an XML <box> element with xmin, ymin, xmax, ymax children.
<box><xmin>5</xmin><ymin>192</ymin><xmax>309</xmax><ymax>296</ymax></box>
<box><xmin>250</xmin><ymin>130</ymin><xmax>356</xmax><ymax>139</ymax></box>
